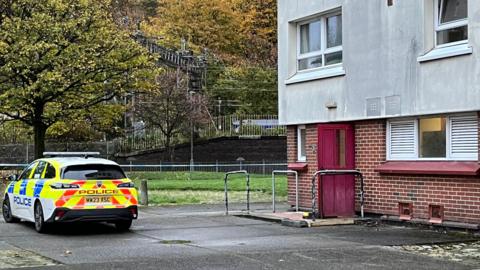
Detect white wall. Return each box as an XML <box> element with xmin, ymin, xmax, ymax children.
<box><xmin>278</xmin><ymin>0</ymin><xmax>480</xmax><ymax>125</ymax></box>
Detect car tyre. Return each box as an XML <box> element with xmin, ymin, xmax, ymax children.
<box><xmin>115</xmin><ymin>219</ymin><xmax>132</xmax><ymax>231</ymax></box>
<box><xmin>2</xmin><ymin>196</ymin><xmax>20</xmax><ymax>223</ymax></box>
<box><xmin>34</xmin><ymin>202</ymin><xmax>48</xmax><ymax>233</ymax></box>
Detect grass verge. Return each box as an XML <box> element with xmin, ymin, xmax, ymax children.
<box><xmin>128</xmin><ymin>171</ymin><xmax>288</xmax><ymax>205</ymax></box>
<box><xmin>129</xmin><ymin>172</ymin><xmax>287</xmax><ymax>195</ymax></box>
<box><xmin>148</xmin><ymin>190</ymin><xmax>287</xmax><ymax>205</ymax></box>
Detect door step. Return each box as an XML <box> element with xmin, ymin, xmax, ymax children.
<box><xmin>240</xmin><ymin>211</ymin><xmax>355</xmax><ymax>228</ymax></box>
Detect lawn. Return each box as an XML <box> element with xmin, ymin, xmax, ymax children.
<box><xmin>127</xmin><ymin>171</ymin><xmax>287</xmax><ymax>205</ymax></box>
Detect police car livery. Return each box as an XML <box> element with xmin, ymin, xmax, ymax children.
<box><xmin>2</xmin><ymin>152</ymin><xmax>138</xmax><ymax>233</ymax></box>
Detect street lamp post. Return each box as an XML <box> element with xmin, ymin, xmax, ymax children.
<box><xmin>189</xmin><ymin>90</ymin><xmax>195</xmax><ymax>180</ymax></box>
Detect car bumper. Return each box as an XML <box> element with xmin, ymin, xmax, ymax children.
<box><xmin>46</xmin><ymin>206</ymin><xmax>138</xmax><ymax>223</ymax></box>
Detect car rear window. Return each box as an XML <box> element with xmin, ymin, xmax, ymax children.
<box><xmin>62</xmin><ymin>165</ymin><xmax>126</xmax><ymax>180</ymax></box>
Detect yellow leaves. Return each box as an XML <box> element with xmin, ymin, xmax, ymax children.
<box><xmin>142</xmin><ymin>0</ymin><xmax>276</xmax><ymax>66</ymax></box>
<box><xmin>0</xmin><ymin>0</ymin><xmax>151</xmax><ymax>141</ymax></box>
<box><xmin>145</xmin><ymin>0</ymin><xmax>240</xmax><ymax>55</ymax></box>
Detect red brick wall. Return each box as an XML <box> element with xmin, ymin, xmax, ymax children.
<box><xmin>287</xmin><ymin>114</ymin><xmax>480</xmax><ymax>224</ymax></box>
<box><xmin>287</xmin><ymin>125</ymin><xmax>318</xmax><ymax>209</ymax></box>
<box><xmin>355</xmin><ymin>119</ymin><xmax>480</xmax><ymax>224</ymax></box>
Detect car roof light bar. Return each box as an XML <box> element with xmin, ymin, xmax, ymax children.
<box><xmin>43</xmin><ymin>152</ymin><xmax>101</xmax><ymax>158</ymax></box>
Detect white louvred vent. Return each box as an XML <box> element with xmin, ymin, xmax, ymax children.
<box><xmin>449</xmin><ymin>115</ymin><xmax>479</xmax><ymax>160</ymax></box>
<box><xmin>388</xmin><ymin>120</ymin><xmax>417</xmax><ymax>159</ymax></box>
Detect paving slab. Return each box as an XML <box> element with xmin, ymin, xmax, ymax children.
<box><xmin>0</xmin><ymin>241</ymin><xmax>58</xmax><ymax>269</ymax></box>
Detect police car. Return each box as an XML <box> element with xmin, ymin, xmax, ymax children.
<box><xmin>2</xmin><ymin>152</ymin><xmax>138</xmax><ymax>233</ymax></box>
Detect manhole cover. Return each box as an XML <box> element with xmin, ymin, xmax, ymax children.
<box><xmin>159</xmin><ymin>240</ymin><xmax>192</xmax><ymax>245</ymax></box>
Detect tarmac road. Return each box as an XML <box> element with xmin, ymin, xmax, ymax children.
<box><xmin>0</xmin><ymin>204</ymin><xmax>478</xmax><ymax>270</ymax></box>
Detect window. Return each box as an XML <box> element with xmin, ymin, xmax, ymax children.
<box><xmin>44</xmin><ymin>163</ymin><xmax>56</xmax><ymax>179</ymax></box>
<box><xmin>336</xmin><ymin>129</ymin><xmax>346</xmax><ymax>167</ymax></box>
<box><xmin>18</xmin><ymin>162</ymin><xmax>37</xmax><ymax>180</ymax></box>
<box><xmin>63</xmin><ymin>165</ymin><xmax>126</xmax><ymax>180</ymax></box>
<box><xmin>33</xmin><ymin>161</ymin><xmax>46</xmax><ymax>179</ymax></box>
<box><xmin>297</xmin><ymin>126</ymin><xmax>307</xmax><ymax>162</ymax></box>
<box><xmin>297</xmin><ymin>11</ymin><xmax>342</xmax><ymax>71</ymax></box>
<box><xmin>419</xmin><ymin>117</ymin><xmax>446</xmax><ymax>158</ymax></box>
<box><xmin>435</xmin><ymin>0</ymin><xmax>468</xmax><ymax>46</ymax></box>
<box><xmin>387</xmin><ymin>114</ymin><xmax>478</xmax><ymax>160</ymax></box>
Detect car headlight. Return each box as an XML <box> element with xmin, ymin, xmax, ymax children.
<box><xmin>50</xmin><ymin>183</ymin><xmax>80</xmax><ymax>189</ymax></box>
<box><xmin>117</xmin><ymin>182</ymin><xmax>135</xmax><ymax>188</ymax></box>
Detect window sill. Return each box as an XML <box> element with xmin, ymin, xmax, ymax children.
<box><xmin>288</xmin><ymin>163</ymin><xmax>308</xmax><ymax>172</ymax></box>
<box><xmin>285</xmin><ymin>66</ymin><xmax>345</xmax><ymax>85</ymax></box>
<box><xmin>375</xmin><ymin>161</ymin><xmax>480</xmax><ymax>176</ymax></box>
<box><xmin>417</xmin><ymin>44</ymin><xmax>473</xmax><ymax>63</ymax></box>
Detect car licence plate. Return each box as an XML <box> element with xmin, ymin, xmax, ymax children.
<box><xmin>85</xmin><ymin>196</ymin><xmax>111</xmax><ymax>204</ymax></box>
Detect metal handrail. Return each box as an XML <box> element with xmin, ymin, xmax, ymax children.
<box><xmin>311</xmin><ymin>170</ymin><xmax>365</xmax><ymax>221</ymax></box>
<box><xmin>224</xmin><ymin>170</ymin><xmax>250</xmax><ymax>215</ymax></box>
<box><xmin>272</xmin><ymin>170</ymin><xmax>298</xmax><ymax>213</ymax></box>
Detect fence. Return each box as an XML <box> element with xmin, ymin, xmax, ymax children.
<box><xmin>121</xmin><ymin>161</ymin><xmax>287</xmax><ymax>175</ymax></box>
<box><xmin>0</xmin><ymin>142</ymin><xmax>116</xmax><ymax>164</ymax></box>
<box><xmin>0</xmin><ymin>162</ymin><xmax>289</xmax><ymax>207</ymax></box>
<box><xmin>115</xmin><ymin>115</ymin><xmax>286</xmax><ymax>153</ymax></box>
<box><xmin>0</xmin><ymin>162</ymin><xmax>288</xmax><ymax>176</ymax></box>
<box><xmin>0</xmin><ymin>115</ymin><xmax>286</xmax><ymax>156</ymax></box>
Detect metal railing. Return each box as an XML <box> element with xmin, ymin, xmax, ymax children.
<box><xmin>224</xmin><ymin>171</ymin><xmax>250</xmax><ymax>215</ymax></box>
<box><xmin>115</xmin><ymin>115</ymin><xmax>286</xmax><ymax>153</ymax></box>
<box><xmin>120</xmin><ymin>162</ymin><xmax>287</xmax><ymax>174</ymax></box>
<box><xmin>311</xmin><ymin>170</ymin><xmax>365</xmax><ymax>221</ymax></box>
<box><xmin>0</xmin><ymin>162</ymin><xmax>288</xmax><ymax>175</ymax></box>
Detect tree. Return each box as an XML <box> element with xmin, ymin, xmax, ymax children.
<box><xmin>142</xmin><ymin>0</ymin><xmax>279</xmax><ymax>116</ymax></box>
<box><xmin>111</xmin><ymin>0</ymin><xmax>158</xmax><ymax>30</ymax></box>
<box><xmin>47</xmin><ymin>103</ymin><xmax>125</xmax><ymax>142</ymax></box>
<box><xmin>135</xmin><ymin>71</ymin><xmax>209</xmax><ymax>161</ymax></box>
<box><xmin>210</xmin><ymin>66</ymin><xmax>277</xmax><ymax>115</ymax></box>
<box><xmin>144</xmin><ymin>0</ymin><xmax>241</xmax><ymax>58</ymax></box>
<box><xmin>0</xmin><ymin>0</ymin><xmax>151</xmax><ymax>158</ymax></box>
<box><xmin>236</xmin><ymin>0</ymin><xmax>277</xmax><ymax>66</ymax></box>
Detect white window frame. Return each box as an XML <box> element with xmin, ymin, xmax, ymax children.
<box><xmin>387</xmin><ymin>114</ymin><xmax>478</xmax><ymax>161</ymax></box>
<box><xmin>296</xmin><ymin>10</ymin><xmax>342</xmax><ymax>72</ymax></box>
<box><xmin>434</xmin><ymin>0</ymin><xmax>468</xmax><ymax>48</ymax></box>
<box><xmin>297</xmin><ymin>125</ymin><xmax>306</xmax><ymax>162</ymax></box>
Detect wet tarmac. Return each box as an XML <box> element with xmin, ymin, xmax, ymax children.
<box><xmin>0</xmin><ymin>204</ymin><xmax>478</xmax><ymax>270</ymax></box>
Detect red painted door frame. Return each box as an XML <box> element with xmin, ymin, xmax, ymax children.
<box><xmin>317</xmin><ymin>123</ymin><xmax>355</xmax><ymax>217</ymax></box>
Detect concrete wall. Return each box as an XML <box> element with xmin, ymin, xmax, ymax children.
<box><xmin>278</xmin><ymin>0</ymin><xmax>480</xmax><ymax>126</ymax></box>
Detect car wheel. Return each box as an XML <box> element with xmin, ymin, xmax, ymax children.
<box><xmin>2</xmin><ymin>196</ymin><xmax>20</xmax><ymax>223</ymax></box>
<box><xmin>34</xmin><ymin>202</ymin><xmax>47</xmax><ymax>233</ymax></box>
<box><xmin>115</xmin><ymin>219</ymin><xmax>132</xmax><ymax>231</ymax></box>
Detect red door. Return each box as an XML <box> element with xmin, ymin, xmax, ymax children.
<box><xmin>317</xmin><ymin>124</ymin><xmax>355</xmax><ymax>217</ymax></box>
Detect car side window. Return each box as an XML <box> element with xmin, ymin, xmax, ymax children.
<box><xmin>18</xmin><ymin>162</ymin><xmax>37</xmax><ymax>180</ymax></box>
<box><xmin>33</xmin><ymin>161</ymin><xmax>47</xmax><ymax>179</ymax></box>
<box><xmin>43</xmin><ymin>163</ymin><xmax>56</xmax><ymax>179</ymax></box>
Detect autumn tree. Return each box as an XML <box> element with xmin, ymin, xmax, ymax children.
<box><xmin>47</xmin><ymin>103</ymin><xmax>125</xmax><ymax>142</ymax></box>
<box><xmin>111</xmin><ymin>0</ymin><xmax>158</xmax><ymax>31</ymax></box>
<box><xmin>210</xmin><ymin>66</ymin><xmax>277</xmax><ymax>115</ymax></box>
<box><xmin>142</xmin><ymin>0</ymin><xmax>279</xmax><ymax>115</ymax></box>
<box><xmin>236</xmin><ymin>0</ymin><xmax>277</xmax><ymax>66</ymax></box>
<box><xmin>0</xmin><ymin>0</ymin><xmax>151</xmax><ymax>158</ymax></box>
<box><xmin>145</xmin><ymin>0</ymin><xmax>241</xmax><ymax>59</ymax></box>
<box><xmin>135</xmin><ymin>71</ymin><xmax>209</xmax><ymax>161</ymax></box>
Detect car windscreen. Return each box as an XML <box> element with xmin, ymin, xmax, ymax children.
<box><xmin>62</xmin><ymin>164</ymin><xmax>126</xmax><ymax>180</ymax></box>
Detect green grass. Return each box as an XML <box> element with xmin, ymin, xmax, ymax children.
<box><xmin>147</xmin><ymin>190</ymin><xmax>286</xmax><ymax>206</ymax></box>
<box><xmin>128</xmin><ymin>171</ymin><xmax>287</xmax><ymax>196</ymax></box>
